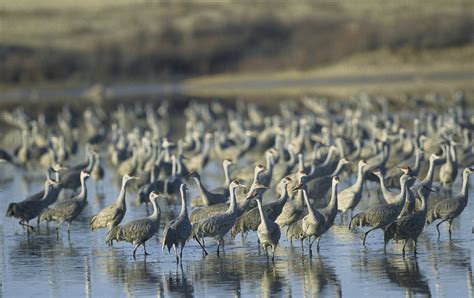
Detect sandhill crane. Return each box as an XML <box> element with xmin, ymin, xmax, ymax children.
<box><xmin>412</xmin><ymin>153</ymin><xmax>441</xmax><ymax>203</ymax></box>
<box><xmin>106</xmin><ymin>191</ymin><xmax>163</xmax><ymax>258</ymax></box>
<box><xmin>58</xmin><ymin>153</ymin><xmax>95</xmax><ymax>191</ymax></box>
<box><xmin>231</xmin><ymin>177</ymin><xmax>292</xmax><ymax>240</ymax></box>
<box><xmin>306</xmin><ymin>158</ymin><xmax>349</xmax><ymax>202</ymax></box>
<box><xmin>189</xmin><ymin>171</ymin><xmax>228</xmax><ymax>206</ymax></box>
<box><xmin>337</xmin><ymin>160</ymin><xmax>367</xmax><ymax>219</ymax></box>
<box><xmin>207</xmin><ymin>159</ymin><xmax>234</xmax><ymax>196</ymax></box>
<box><xmin>91</xmin><ymin>151</ymin><xmax>105</xmax><ymax>191</ymax></box>
<box><xmin>296</xmin><ymin>186</ymin><xmax>325</xmax><ymax>256</ymax></box>
<box><xmin>162</xmin><ymin>184</ymin><xmax>194</xmax><ymax>262</ymax></box>
<box><xmin>275</xmin><ymin>171</ymin><xmax>307</xmax><ymax>228</ymax></box>
<box><xmin>349</xmin><ymin>173</ymin><xmax>414</xmax><ymax>245</ymax></box>
<box><xmin>192</xmin><ymin>180</ymin><xmax>246</xmax><ymax>257</ymax></box>
<box><xmin>6</xmin><ymin>179</ymin><xmax>56</xmax><ymax>234</ymax></box>
<box><xmin>90</xmin><ymin>174</ymin><xmax>139</xmax><ymax>234</ymax></box>
<box><xmin>290</xmin><ymin>176</ymin><xmax>340</xmax><ymax>254</ymax></box>
<box><xmin>427</xmin><ymin>167</ymin><xmax>473</xmax><ymax>238</ymax></box>
<box><xmin>40</xmin><ymin>171</ymin><xmax>90</xmax><ymax>235</ymax></box>
<box><xmin>384</xmin><ymin>187</ymin><xmax>428</xmax><ymax>256</ymax></box>
<box><xmin>255</xmin><ymin>193</ymin><xmax>281</xmax><ymax>261</ymax></box>
<box><xmin>189</xmin><ymin>183</ymin><xmax>268</xmax><ymax>228</ymax></box>
<box><xmin>439</xmin><ymin>142</ymin><xmax>458</xmax><ymax>190</ymax></box>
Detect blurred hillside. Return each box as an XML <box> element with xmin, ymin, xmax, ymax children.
<box><xmin>0</xmin><ymin>0</ymin><xmax>473</xmax><ymax>84</ymax></box>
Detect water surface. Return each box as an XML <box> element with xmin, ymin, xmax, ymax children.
<box><xmin>1</xmin><ymin>162</ymin><xmax>473</xmax><ymax>297</ymax></box>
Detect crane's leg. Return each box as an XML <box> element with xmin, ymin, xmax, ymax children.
<box><xmin>174</xmin><ymin>244</ymin><xmax>179</xmax><ymax>263</ymax></box>
<box><xmin>56</xmin><ymin>221</ymin><xmax>64</xmax><ymax>235</ymax></box>
<box><xmin>264</xmin><ymin>246</ymin><xmax>269</xmax><ymax>260</ymax></box>
<box><xmin>448</xmin><ymin>220</ymin><xmax>453</xmax><ymax>239</ymax></box>
<box><xmin>20</xmin><ymin>220</ymin><xmax>35</xmax><ymax>234</ymax></box>
<box><xmin>363</xmin><ymin>228</ymin><xmax>377</xmax><ymax>246</ymax></box>
<box><xmin>300</xmin><ymin>238</ymin><xmax>304</xmax><ymax>252</ymax></box>
<box><xmin>67</xmin><ymin>221</ymin><xmax>72</xmax><ymax>234</ymax></box>
<box><xmin>143</xmin><ymin>242</ymin><xmax>150</xmax><ymax>255</ymax></box>
<box><xmin>194</xmin><ymin>236</ymin><xmax>208</xmax><ymax>256</ymax></box>
<box><xmin>413</xmin><ymin>238</ymin><xmax>417</xmax><ymax>256</ymax></box>
<box><xmin>132</xmin><ymin>244</ymin><xmax>140</xmax><ymax>259</ymax></box>
<box><xmin>37</xmin><ymin>216</ymin><xmax>40</xmax><ymax>229</ymax></box>
<box><xmin>217</xmin><ymin>239</ymin><xmax>221</xmax><ymax>258</ymax></box>
<box><xmin>309</xmin><ymin>237</ymin><xmax>316</xmax><ymax>257</ymax></box>
<box><xmin>180</xmin><ymin>243</ymin><xmax>185</xmax><ymax>262</ymax></box>
<box><xmin>317</xmin><ymin>236</ymin><xmax>322</xmax><ymax>252</ymax></box>
<box><xmin>436</xmin><ymin>220</ymin><xmax>447</xmax><ymax>239</ymax></box>
<box><xmin>402</xmin><ymin>240</ymin><xmax>408</xmax><ymax>257</ymax></box>
<box><xmin>271</xmin><ymin>245</ymin><xmax>276</xmax><ymax>262</ymax></box>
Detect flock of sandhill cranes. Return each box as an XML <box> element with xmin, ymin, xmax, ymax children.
<box><xmin>2</xmin><ymin>93</ymin><xmax>473</xmax><ymax>262</ymax></box>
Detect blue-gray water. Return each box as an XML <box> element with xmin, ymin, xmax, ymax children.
<box><xmin>1</xmin><ymin>160</ymin><xmax>473</xmax><ymax>297</ymax></box>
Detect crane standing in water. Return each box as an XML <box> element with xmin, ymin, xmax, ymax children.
<box><xmin>90</xmin><ymin>174</ymin><xmax>138</xmax><ymax>237</ymax></box>
<box><xmin>162</xmin><ymin>184</ymin><xmax>207</xmax><ymax>262</ymax></box>
<box><xmin>106</xmin><ymin>191</ymin><xmax>162</xmax><ymax>258</ymax></box>
<box><xmin>40</xmin><ymin>171</ymin><xmax>90</xmax><ymax>235</ymax></box>
<box><xmin>192</xmin><ymin>180</ymin><xmax>246</xmax><ymax>257</ymax></box>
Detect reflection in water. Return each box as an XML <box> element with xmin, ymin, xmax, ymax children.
<box><xmin>260</xmin><ymin>264</ymin><xmax>284</xmax><ymax>298</ymax></box>
<box><xmin>286</xmin><ymin>248</ymin><xmax>342</xmax><ymax>297</ymax></box>
<box><xmin>96</xmin><ymin>249</ymin><xmax>163</xmax><ymax>296</ymax></box>
<box><xmin>425</xmin><ymin>239</ymin><xmax>473</xmax><ymax>298</ymax></box>
<box><xmin>2</xmin><ymin>161</ymin><xmax>472</xmax><ymax>297</ymax></box>
<box><xmin>163</xmin><ymin>263</ymin><xmax>194</xmax><ymax>297</ymax></box>
<box><xmin>384</xmin><ymin>256</ymin><xmax>430</xmax><ymax>296</ymax></box>
<box><xmin>355</xmin><ymin>253</ymin><xmax>430</xmax><ymax>296</ymax></box>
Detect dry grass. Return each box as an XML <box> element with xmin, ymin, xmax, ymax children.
<box><xmin>0</xmin><ymin>0</ymin><xmax>472</xmax><ymax>83</ymax></box>
<box><xmin>185</xmin><ymin>45</ymin><xmax>474</xmax><ymax>85</ymax></box>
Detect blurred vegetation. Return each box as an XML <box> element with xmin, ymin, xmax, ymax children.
<box><xmin>0</xmin><ymin>0</ymin><xmax>473</xmax><ymax>84</ymax></box>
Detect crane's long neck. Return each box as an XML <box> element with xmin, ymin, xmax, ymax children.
<box><xmin>39</xmin><ymin>184</ymin><xmax>51</xmax><ymax>203</ymax></box>
<box><xmin>223</xmin><ymin>164</ymin><xmax>231</xmax><ymax>187</ymax></box>
<box><xmin>354</xmin><ymin>164</ymin><xmax>365</xmax><ymax>192</ymax></box>
<box><xmin>302</xmin><ymin>189</ymin><xmax>317</xmax><ymax>220</ymax></box>
<box><xmin>116</xmin><ymin>178</ymin><xmax>128</xmax><ymax>208</ymax></box>
<box><xmin>297</xmin><ymin>154</ymin><xmax>304</xmax><ymax>171</ymax></box>
<box><xmin>322</xmin><ymin>148</ymin><xmax>335</xmax><ymax>166</ymax></box>
<box><xmin>329</xmin><ymin>159</ymin><xmax>346</xmax><ymax>177</ymax></box>
<box><xmin>375</xmin><ymin>173</ymin><xmax>390</xmax><ymax>196</ymax></box>
<box><xmin>287</xmin><ymin>149</ymin><xmax>296</xmax><ymax>167</ymax></box>
<box><xmin>422</xmin><ymin>158</ymin><xmax>436</xmax><ymax>186</ymax></box>
<box><xmin>85</xmin><ymin>153</ymin><xmax>95</xmax><ymax>172</ymax></box>
<box><xmin>78</xmin><ymin>176</ymin><xmax>88</xmax><ymax>203</ymax></box>
<box><xmin>179</xmin><ymin>187</ymin><xmax>188</xmax><ymax>216</ymax></box>
<box><xmin>256</xmin><ymin>198</ymin><xmax>268</xmax><ymax>229</ymax></box>
<box><xmin>266</xmin><ymin>154</ymin><xmax>274</xmax><ymax>174</ymax></box>
<box><xmin>413</xmin><ymin>152</ymin><xmax>423</xmax><ymax>175</ymax></box>
<box><xmin>252</xmin><ymin>169</ymin><xmax>261</xmax><ymax>185</ymax></box>
<box><xmin>149</xmin><ymin>199</ymin><xmax>161</xmax><ymax>221</ymax></box>
<box><xmin>460</xmin><ymin>172</ymin><xmax>470</xmax><ymax>200</ymax></box>
<box><xmin>450</xmin><ymin>143</ymin><xmax>457</xmax><ymax>163</ymax></box>
<box><xmin>227</xmin><ymin>186</ymin><xmax>237</xmax><ymax>215</ymax></box>
<box><xmin>327</xmin><ymin>182</ymin><xmax>338</xmax><ymax>211</ymax></box>
<box><xmin>278</xmin><ymin>183</ymin><xmax>289</xmax><ymax>206</ymax></box>
<box><xmin>150</xmin><ymin>165</ymin><xmax>156</xmax><ymax>183</ymax></box>
<box><xmin>418</xmin><ymin>192</ymin><xmax>427</xmax><ymax>214</ymax></box>
<box><xmin>193</xmin><ymin>176</ymin><xmax>211</xmax><ymax>199</ymax></box>
<box><xmin>395</xmin><ymin>177</ymin><xmax>408</xmax><ymax>207</ymax></box>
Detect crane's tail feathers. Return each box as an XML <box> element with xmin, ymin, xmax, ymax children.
<box><xmin>384</xmin><ymin>223</ymin><xmax>397</xmax><ymax>244</ymax></box>
<box><xmin>6</xmin><ymin>203</ymin><xmax>18</xmax><ymax>217</ymax></box>
<box><xmin>349</xmin><ymin>213</ymin><xmax>363</xmax><ymax>230</ymax></box>
<box><xmin>106</xmin><ymin>226</ymin><xmax>121</xmax><ymax>245</ymax></box>
<box><xmin>426</xmin><ymin>208</ymin><xmax>438</xmax><ymax>225</ymax></box>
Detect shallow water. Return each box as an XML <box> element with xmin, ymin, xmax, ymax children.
<box><xmin>1</xmin><ymin>161</ymin><xmax>473</xmax><ymax>297</ymax></box>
